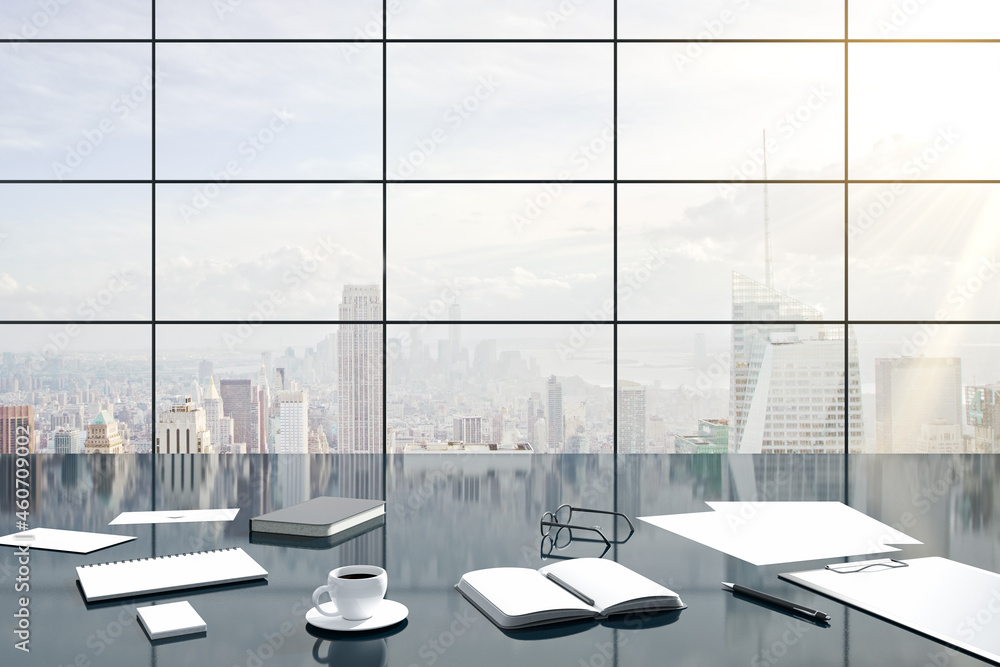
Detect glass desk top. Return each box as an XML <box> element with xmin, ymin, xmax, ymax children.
<box><xmin>1</xmin><ymin>453</ymin><xmax>998</xmax><ymax>666</ymax></box>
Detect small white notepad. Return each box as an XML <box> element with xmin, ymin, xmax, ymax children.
<box><xmin>137</xmin><ymin>601</ymin><xmax>206</xmax><ymax>640</ymax></box>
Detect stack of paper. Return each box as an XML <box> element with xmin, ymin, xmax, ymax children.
<box><xmin>639</xmin><ymin>501</ymin><xmax>921</xmax><ymax>566</ymax></box>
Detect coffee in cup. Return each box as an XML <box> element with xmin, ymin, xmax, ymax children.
<box><xmin>312</xmin><ymin>565</ymin><xmax>387</xmax><ymax>620</ymax></box>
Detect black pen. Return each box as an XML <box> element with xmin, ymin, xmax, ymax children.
<box><xmin>722</xmin><ymin>582</ymin><xmax>831</xmax><ymax>622</ymax></box>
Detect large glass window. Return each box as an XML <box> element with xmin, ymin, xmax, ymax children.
<box><xmin>0</xmin><ymin>2</ymin><xmax>995</xmax><ymax>456</ymax></box>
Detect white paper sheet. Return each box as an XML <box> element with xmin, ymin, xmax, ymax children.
<box><xmin>109</xmin><ymin>508</ymin><xmax>239</xmax><ymax>525</ymax></box>
<box><xmin>639</xmin><ymin>501</ymin><xmax>921</xmax><ymax>566</ymax></box>
<box><xmin>782</xmin><ymin>557</ymin><xmax>1000</xmax><ymax>664</ymax></box>
<box><xmin>0</xmin><ymin>527</ymin><xmax>136</xmax><ymax>554</ymax></box>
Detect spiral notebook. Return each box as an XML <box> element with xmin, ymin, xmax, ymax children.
<box><xmin>76</xmin><ymin>547</ymin><xmax>268</xmax><ymax>602</ymax></box>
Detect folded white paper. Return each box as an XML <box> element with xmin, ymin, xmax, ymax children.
<box><xmin>639</xmin><ymin>501</ymin><xmax>921</xmax><ymax>566</ymax></box>
<box><xmin>109</xmin><ymin>509</ymin><xmax>239</xmax><ymax>525</ymax></box>
<box><xmin>0</xmin><ymin>527</ymin><xmax>136</xmax><ymax>554</ymax></box>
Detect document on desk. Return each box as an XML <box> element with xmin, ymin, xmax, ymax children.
<box><xmin>110</xmin><ymin>509</ymin><xmax>239</xmax><ymax>525</ymax></box>
<box><xmin>639</xmin><ymin>502</ymin><xmax>921</xmax><ymax>566</ymax></box>
<box><xmin>0</xmin><ymin>527</ymin><xmax>136</xmax><ymax>554</ymax></box>
<box><xmin>781</xmin><ymin>557</ymin><xmax>1000</xmax><ymax>664</ymax></box>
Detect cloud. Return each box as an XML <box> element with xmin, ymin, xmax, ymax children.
<box><xmin>0</xmin><ymin>273</ymin><xmax>18</xmax><ymax>294</ymax></box>
<box><xmin>157</xmin><ymin>244</ymin><xmax>379</xmax><ymax>320</ymax></box>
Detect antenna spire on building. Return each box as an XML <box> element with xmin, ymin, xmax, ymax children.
<box><xmin>762</xmin><ymin>129</ymin><xmax>774</xmax><ymax>289</ymax></box>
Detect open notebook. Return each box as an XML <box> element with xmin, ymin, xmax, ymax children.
<box><xmin>456</xmin><ymin>558</ymin><xmax>685</xmax><ymax>630</ymax></box>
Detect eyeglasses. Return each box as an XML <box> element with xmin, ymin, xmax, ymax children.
<box><xmin>540</xmin><ymin>534</ymin><xmax>610</xmax><ymax>561</ymax></box>
<box><xmin>539</xmin><ymin>504</ymin><xmax>635</xmax><ymax>550</ymax></box>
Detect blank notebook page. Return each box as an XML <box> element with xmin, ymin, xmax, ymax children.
<box><xmin>461</xmin><ymin>567</ymin><xmax>595</xmax><ymax>617</ymax></box>
<box><xmin>77</xmin><ymin>547</ymin><xmax>268</xmax><ymax>602</ymax></box>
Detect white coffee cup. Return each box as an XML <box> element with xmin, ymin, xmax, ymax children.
<box><xmin>312</xmin><ymin>565</ymin><xmax>387</xmax><ymax>620</ymax></box>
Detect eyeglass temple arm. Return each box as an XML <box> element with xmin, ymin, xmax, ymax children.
<box><xmin>539</xmin><ymin>521</ymin><xmax>612</xmax><ymax>547</ymax></box>
<box><xmin>566</xmin><ymin>507</ymin><xmax>635</xmax><ymax>533</ymax></box>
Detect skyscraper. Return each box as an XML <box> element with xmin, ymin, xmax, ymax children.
<box><xmin>876</xmin><ymin>357</ymin><xmax>962</xmax><ymax>453</ymax></box>
<box><xmin>85</xmin><ymin>409</ymin><xmax>125</xmax><ymax>454</ymax></box>
<box><xmin>156</xmin><ymin>399</ymin><xmax>212</xmax><ymax>454</ymax></box>
<box><xmin>730</xmin><ymin>277</ymin><xmax>863</xmax><ymax>454</ymax></box>
<box><xmin>219</xmin><ymin>378</ymin><xmax>260</xmax><ymax>453</ymax></box>
<box><xmin>53</xmin><ymin>427</ymin><xmax>85</xmax><ymax>454</ymax></box>
<box><xmin>617</xmin><ymin>380</ymin><xmax>646</xmax><ymax>453</ymax></box>
<box><xmin>453</xmin><ymin>416</ymin><xmax>486</xmax><ymax>444</ymax></box>
<box><xmin>274</xmin><ymin>390</ymin><xmax>309</xmax><ymax>453</ymax></box>
<box><xmin>203</xmin><ymin>377</ymin><xmax>235</xmax><ymax>453</ymax></box>
<box><xmin>338</xmin><ymin>285</ymin><xmax>383</xmax><ymax>453</ymax></box>
<box><xmin>256</xmin><ymin>363</ymin><xmax>271</xmax><ymax>454</ymax></box>
<box><xmin>1</xmin><ymin>405</ymin><xmax>34</xmax><ymax>454</ymax></box>
<box><xmin>966</xmin><ymin>383</ymin><xmax>1000</xmax><ymax>453</ymax></box>
<box><xmin>546</xmin><ymin>375</ymin><xmax>563</xmax><ymax>452</ymax></box>
<box><xmin>736</xmin><ymin>325</ymin><xmax>862</xmax><ymax>454</ymax></box>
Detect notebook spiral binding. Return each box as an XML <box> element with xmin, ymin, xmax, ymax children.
<box><xmin>79</xmin><ymin>547</ymin><xmax>240</xmax><ymax>568</ymax></box>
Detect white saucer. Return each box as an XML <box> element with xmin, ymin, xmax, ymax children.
<box><xmin>306</xmin><ymin>599</ymin><xmax>408</xmax><ymax>632</ymax></box>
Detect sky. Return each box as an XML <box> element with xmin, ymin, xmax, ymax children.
<box><xmin>0</xmin><ymin>1</ymin><xmax>997</xmax><ymax>362</ymax></box>
<box><xmin>0</xmin><ymin>323</ymin><xmax>150</xmax><ymax>354</ymax></box>
<box><xmin>156</xmin><ymin>323</ymin><xmax>337</xmax><ymax>353</ymax></box>
<box><xmin>0</xmin><ymin>184</ymin><xmax>152</xmax><ymax>319</ymax></box>
<box><xmin>387</xmin><ymin>184</ymin><xmax>612</xmax><ymax>320</ymax></box>
<box><xmin>155</xmin><ymin>42</ymin><xmax>382</xmax><ymax>180</ymax></box>
<box><xmin>155</xmin><ymin>184</ymin><xmax>382</xmax><ymax>320</ymax></box>
<box><xmin>4</xmin><ymin>1</ymin><xmax>996</xmax><ymax>41</ymax></box>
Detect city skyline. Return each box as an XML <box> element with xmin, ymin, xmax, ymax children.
<box><xmin>1</xmin><ymin>3</ymin><xmax>997</xmax><ymax>456</ymax></box>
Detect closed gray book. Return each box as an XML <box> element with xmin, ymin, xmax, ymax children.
<box><xmin>251</xmin><ymin>497</ymin><xmax>386</xmax><ymax>538</ymax></box>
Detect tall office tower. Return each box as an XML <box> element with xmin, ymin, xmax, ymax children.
<box><xmin>731</xmin><ymin>272</ymin><xmax>824</xmax><ymax>449</ymax></box>
<box><xmin>473</xmin><ymin>339</ymin><xmax>497</xmax><ymax>378</ymax></box>
<box><xmin>155</xmin><ymin>399</ymin><xmax>212</xmax><ymax>454</ymax></box>
<box><xmin>203</xmin><ymin>378</ymin><xmax>234</xmax><ymax>453</ymax></box>
<box><xmin>547</xmin><ymin>375</ymin><xmax>564</xmax><ymax>452</ymax></box>
<box><xmin>53</xmin><ymin>427</ymin><xmax>85</xmax><ymax>454</ymax></box>
<box><xmin>256</xmin><ymin>363</ymin><xmax>270</xmax><ymax>454</ymax></box>
<box><xmin>198</xmin><ymin>360</ymin><xmax>214</xmax><ymax>380</ymax></box>
<box><xmin>449</xmin><ymin>303</ymin><xmax>461</xmax><ymax>365</ymax></box>
<box><xmin>261</xmin><ymin>350</ymin><xmax>273</xmax><ymax>380</ymax></box>
<box><xmin>735</xmin><ymin>324</ymin><xmax>863</xmax><ymax>454</ymax></box>
<box><xmin>273</xmin><ymin>368</ymin><xmax>285</xmax><ymax>392</ymax></box>
<box><xmin>85</xmin><ymin>409</ymin><xmax>125</xmax><ymax>454</ymax></box>
<box><xmin>338</xmin><ymin>285</ymin><xmax>383</xmax><ymax>453</ymax></box>
<box><xmin>274</xmin><ymin>390</ymin><xmax>309</xmax><ymax>453</ymax></box>
<box><xmin>617</xmin><ymin>380</ymin><xmax>647</xmax><ymax>453</ymax></box>
<box><xmin>453</xmin><ymin>416</ymin><xmax>486</xmax><ymax>444</ymax></box>
<box><xmin>875</xmin><ymin>357</ymin><xmax>963</xmax><ymax>454</ymax></box>
<box><xmin>219</xmin><ymin>379</ymin><xmax>260</xmax><ymax>453</ymax></box>
<box><xmin>966</xmin><ymin>383</ymin><xmax>1000</xmax><ymax>453</ymax></box>
<box><xmin>1</xmin><ymin>405</ymin><xmax>34</xmax><ymax>454</ymax></box>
